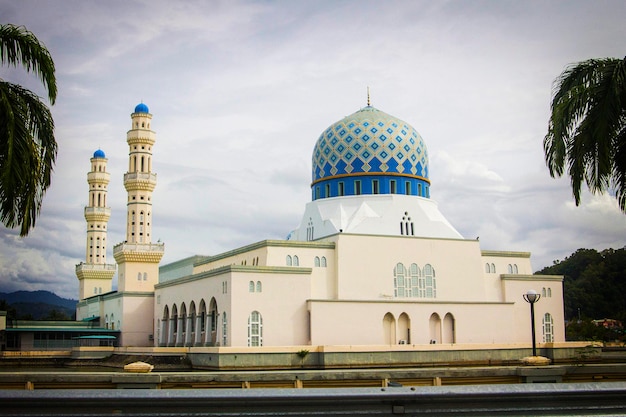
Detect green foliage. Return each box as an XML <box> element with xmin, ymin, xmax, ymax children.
<box><xmin>544</xmin><ymin>57</ymin><xmax>626</xmax><ymax>213</ymax></box>
<box><xmin>0</xmin><ymin>24</ymin><xmax>57</xmax><ymax>236</ymax></box>
<box><xmin>536</xmin><ymin>247</ymin><xmax>626</xmax><ymax>327</ymax></box>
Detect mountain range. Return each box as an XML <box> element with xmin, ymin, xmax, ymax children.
<box><xmin>0</xmin><ymin>290</ymin><xmax>77</xmax><ymax>320</ymax></box>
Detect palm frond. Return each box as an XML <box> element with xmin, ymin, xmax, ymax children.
<box><xmin>0</xmin><ymin>24</ymin><xmax>56</xmax><ymax>104</ymax></box>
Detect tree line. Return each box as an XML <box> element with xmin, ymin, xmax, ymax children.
<box><xmin>536</xmin><ymin>247</ymin><xmax>626</xmax><ymax>342</ymax></box>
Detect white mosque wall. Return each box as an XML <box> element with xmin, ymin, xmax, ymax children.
<box><xmin>307</xmin><ymin>300</ymin><xmax>517</xmax><ymax>345</ymax></box>
<box><xmin>328</xmin><ymin>233</ymin><xmax>488</xmax><ymax>302</ymax></box>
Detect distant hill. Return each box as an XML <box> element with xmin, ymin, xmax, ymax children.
<box><xmin>0</xmin><ymin>290</ymin><xmax>77</xmax><ymax>320</ymax></box>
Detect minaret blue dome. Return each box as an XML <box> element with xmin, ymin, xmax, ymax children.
<box><xmin>311</xmin><ymin>106</ymin><xmax>430</xmax><ymax>200</ymax></box>
<box><xmin>93</xmin><ymin>149</ymin><xmax>106</xmax><ymax>158</ymax></box>
<box><xmin>134</xmin><ymin>102</ymin><xmax>149</xmax><ymax>114</ymax></box>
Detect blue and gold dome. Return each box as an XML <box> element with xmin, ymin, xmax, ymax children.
<box><xmin>311</xmin><ymin>106</ymin><xmax>429</xmax><ymax>200</ymax></box>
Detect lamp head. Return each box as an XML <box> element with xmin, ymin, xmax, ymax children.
<box><xmin>523</xmin><ymin>289</ymin><xmax>540</xmax><ymax>304</ymax></box>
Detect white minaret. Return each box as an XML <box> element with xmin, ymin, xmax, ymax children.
<box><xmin>113</xmin><ymin>103</ymin><xmax>164</xmax><ymax>292</ymax></box>
<box><xmin>75</xmin><ymin>150</ymin><xmax>116</xmax><ymax>300</ymax></box>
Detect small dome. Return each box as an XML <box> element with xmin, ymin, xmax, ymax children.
<box><xmin>93</xmin><ymin>149</ymin><xmax>106</xmax><ymax>158</ymax></box>
<box><xmin>134</xmin><ymin>103</ymin><xmax>149</xmax><ymax>114</ymax></box>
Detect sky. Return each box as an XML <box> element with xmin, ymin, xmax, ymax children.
<box><xmin>0</xmin><ymin>0</ymin><xmax>625</xmax><ymax>300</ymax></box>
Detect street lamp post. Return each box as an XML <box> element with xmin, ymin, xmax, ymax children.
<box><xmin>523</xmin><ymin>289</ymin><xmax>541</xmax><ymax>357</ymax></box>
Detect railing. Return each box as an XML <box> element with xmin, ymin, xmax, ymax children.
<box><xmin>84</xmin><ymin>207</ymin><xmax>111</xmax><ymax>215</ymax></box>
<box><xmin>113</xmin><ymin>242</ymin><xmax>165</xmax><ymax>254</ymax></box>
<box><xmin>75</xmin><ymin>263</ymin><xmax>116</xmax><ymax>272</ymax></box>
<box><xmin>2</xmin><ymin>383</ymin><xmax>626</xmax><ymax>415</ymax></box>
<box><xmin>124</xmin><ymin>172</ymin><xmax>157</xmax><ymax>182</ymax></box>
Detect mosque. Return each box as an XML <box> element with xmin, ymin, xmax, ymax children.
<box><xmin>75</xmin><ymin>101</ymin><xmax>565</xmax><ymax>349</ymax></box>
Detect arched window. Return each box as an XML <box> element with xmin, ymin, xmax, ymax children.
<box><xmin>249</xmin><ymin>281</ymin><xmax>255</xmax><ymax>292</ymax></box>
<box><xmin>409</xmin><ymin>263</ymin><xmax>419</xmax><ymax>297</ymax></box>
<box><xmin>137</xmin><ymin>272</ymin><xmax>142</xmax><ymax>281</ymax></box>
<box><xmin>248</xmin><ymin>311</ymin><xmax>263</xmax><ymax>347</ymax></box>
<box><xmin>513</xmin><ymin>264</ymin><xmax>518</xmax><ymax>274</ymax></box>
<box><xmin>485</xmin><ymin>263</ymin><xmax>490</xmax><ymax>273</ymax></box>
<box><xmin>293</xmin><ymin>255</ymin><xmax>299</xmax><ymax>266</ymax></box>
<box><xmin>507</xmin><ymin>264</ymin><xmax>513</xmax><ymax>274</ymax></box>
<box><xmin>256</xmin><ymin>281</ymin><xmax>262</xmax><ymax>292</ymax></box>
<box><xmin>143</xmin><ymin>272</ymin><xmax>147</xmax><ymax>281</ymax></box>
<box><xmin>423</xmin><ymin>264</ymin><xmax>436</xmax><ymax>298</ymax></box>
<box><xmin>547</xmin><ymin>288</ymin><xmax>552</xmax><ymax>297</ymax></box>
<box><xmin>314</xmin><ymin>256</ymin><xmax>320</xmax><ymax>267</ymax></box>
<box><xmin>286</xmin><ymin>255</ymin><xmax>292</xmax><ymax>266</ymax></box>
<box><xmin>110</xmin><ymin>313</ymin><xmax>115</xmax><ymax>330</ymax></box>
<box><xmin>222</xmin><ymin>312</ymin><xmax>228</xmax><ymax>346</ymax></box>
<box><xmin>543</xmin><ymin>313</ymin><xmax>554</xmax><ymax>342</ymax></box>
<box><xmin>321</xmin><ymin>256</ymin><xmax>327</xmax><ymax>267</ymax></box>
<box><xmin>491</xmin><ymin>263</ymin><xmax>496</xmax><ymax>273</ymax></box>
<box><xmin>542</xmin><ymin>287</ymin><xmax>547</xmax><ymax>297</ymax></box>
<box><xmin>105</xmin><ymin>314</ymin><xmax>109</xmax><ymax>329</ymax></box>
<box><xmin>394</xmin><ymin>263</ymin><xmax>406</xmax><ymax>297</ymax></box>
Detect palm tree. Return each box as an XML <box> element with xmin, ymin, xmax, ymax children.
<box><xmin>0</xmin><ymin>24</ymin><xmax>57</xmax><ymax>236</ymax></box>
<box><xmin>544</xmin><ymin>57</ymin><xmax>626</xmax><ymax>214</ymax></box>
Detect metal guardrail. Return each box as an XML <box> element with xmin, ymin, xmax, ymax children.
<box><xmin>2</xmin><ymin>382</ymin><xmax>626</xmax><ymax>416</ymax></box>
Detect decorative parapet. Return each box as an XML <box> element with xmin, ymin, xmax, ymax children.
<box><xmin>123</xmin><ymin>172</ymin><xmax>157</xmax><ymax>191</ymax></box>
<box><xmin>84</xmin><ymin>207</ymin><xmax>111</xmax><ymax>221</ymax></box>
<box><xmin>113</xmin><ymin>242</ymin><xmax>165</xmax><ymax>264</ymax></box>
<box><xmin>75</xmin><ymin>263</ymin><xmax>116</xmax><ymax>280</ymax></box>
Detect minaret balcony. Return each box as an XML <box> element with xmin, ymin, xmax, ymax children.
<box><xmin>84</xmin><ymin>207</ymin><xmax>111</xmax><ymax>221</ymax></box>
<box><xmin>87</xmin><ymin>171</ymin><xmax>110</xmax><ymax>183</ymax></box>
<box><xmin>124</xmin><ymin>172</ymin><xmax>157</xmax><ymax>183</ymax></box>
<box><xmin>75</xmin><ymin>262</ymin><xmax>116</xmax><ymax>280</ymax></box>
<box><xmin>113</xmin><ymin>241</ymin><xmax>165</xmax><ymax>263</ymax></box>
<box><xmin>123</xmin><ymin>172</ymin><xmax>157</xmax><ymax>191</ymax></box>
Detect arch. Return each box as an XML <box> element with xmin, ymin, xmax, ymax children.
<box><xmin>293</xmin><ymin>255</ymin><xmax>299</xmax><ymax>266</ymax></box>
<box><xmin>249</xmin><ymin>281</ymin><xmax>255</xmax><ymax>292</ymax></box>
<box><xmin>170</xmin><ymin>304</ymin><xmax>178</xmax><ymax>346</ymax></box>
<box><xmin>321</xmin><ymin>256</ymin><xmax>327</xmax><ymax>267</ymax></box>
<box><xmin>208</xmin><ymin>297</ymin><xmax>218</xmax><ymax>346</ymax></box>
<box><xmin>485</xmin><ymin>263</ymin><xmax>490</xmax><ymax>273</ymax></box>
<box><xmin>491</xmin><ymin>263</ymin><xmax>496</xmax><ymax>273</ymax></box>
<box><xmin>105</xmin><ymin>314</ymin><xmax>109</xmax><ymax>330</ymax></box>
<box><xmin>547</xmin><ymin>287</ymin><xmax>552</xmax><ymax>297</ymax></box>
<box><xmin>286</xmin><ymin>255</ymin><xmax>292</xmax><ymax>266</ymax></box>
<box><xmin>394</xmin><ymin>263</ymin><xmax>406</xmax><ymax>297</ymax></box>
<box><xmin>110</xmin><ymin>313</ymin><xmax>115</xmax><ymax>330</ymax></box>
<box><xmin>256</xmin><ymin>281</ymin><xmax>262</xmax><ymax>292</ymax></box>
<box><xmin>314</xmin><ymin>256</ymin><xmax>320</xmax><ymax>267</ymax></box>
<box><xmin>423</xmin><ymin>264</ymin><xmax>436</xmax><ymax>298</ymax></box>
<box><xmin>513</xmin><ymin>264</ymin><xmax>519</xmax><ymax>274</ymax></box>
<box><xmin>543</xmin><ymin>313</ymin><xmax>554</xmax><ymax>342</ymax></box>
<box><xmin>443</xmin><ymin>313</ymin><xmax>455</xmax><ymax>344</ymax></box>
<box><xmin>383</xmin><ymin>313</ymin><xmax>396</xmax><ymax>345</ymax></box>
<box><xmin>179</xmin><ymin>303</ymin><xmax>187</xmax><ymax>346</ymax></box>
<box><xmin>248</xmin><ymin>311</ymin><xmax>263</xmax><ymax>347</ymax></box>
<box><xmin>161</xmin><ymin>305</ymin><xmax>170</xmax><ymax>346</ymax></box>
<box><xmin>429</xmin><ymin>313</ymin><xmax>441</xmax><ymax>344</ymax></box>
<box><xmin>189</xmin><ymin>301</ymin><xmax>197</xmax><ymax>345</ymax></box>
<box><xmin>507</xmin><ymin>264</ymin><xmax>513</xmax><ymax>274</ymax></box>
<box><xmin>222</xmin><ymin>312</ymin><xmax>228</xmax><ymax>346</ymax></box>
<box><xmin>542</xmin><ymin>287</ymin><xmax>546</xmax><ymax>297</ymax></box>
<box><xmin>199</xmin><ymin>299</ymin><xmax>207</xmax><ymax>345</ymax></box>
<box><xmin>398</xmin><ymin>313</ymin><xmax>410</xmax><ymax>344</ymax></box>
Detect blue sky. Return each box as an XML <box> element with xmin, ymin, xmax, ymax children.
<box><xmin>1</xmin><ymin>0</ymin><xmax>625</xmax><ymax>299</ymax></box>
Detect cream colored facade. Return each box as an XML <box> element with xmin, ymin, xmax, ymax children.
<box><xmin>77</xmin><ymin>102</ymin><xmax>565</xmax><ymax>350</ymax></box>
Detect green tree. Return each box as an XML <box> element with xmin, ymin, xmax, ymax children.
<box><xmin>544</xmin><ymin>57</ymin><xmax>626</xmax><ymax>213</ymax></box>
<box><xmin>0</xmin><ymin>24</ymin><xmax>57</xmax><ymax>236</ymax></box>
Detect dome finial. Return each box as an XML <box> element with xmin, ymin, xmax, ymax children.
<box><xmin>367</xmin><ymin>86</ymin><xmax>371</xmax><ymax>106</ymax></box>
